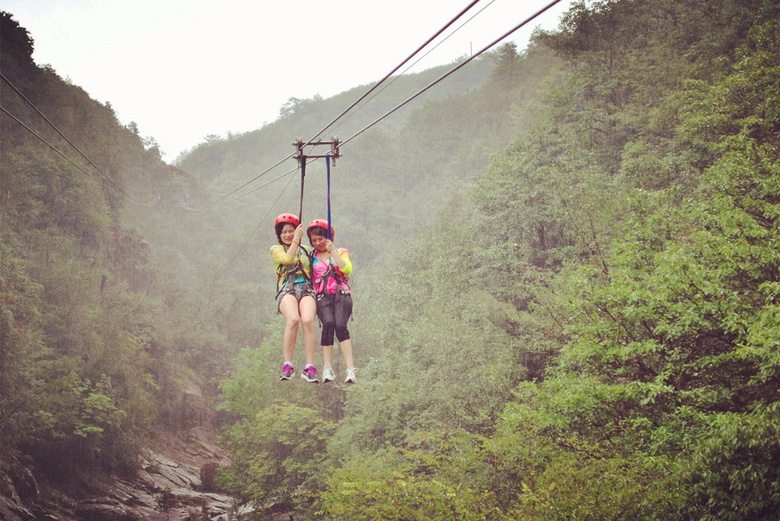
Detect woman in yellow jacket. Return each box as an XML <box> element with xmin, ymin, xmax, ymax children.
<box><xmin>270</xmin><ymin>213</ymin><xmax>319</xmax><ymax>382</ymax></box>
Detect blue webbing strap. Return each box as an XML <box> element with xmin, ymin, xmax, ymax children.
<box><xmin>326</xmin><ymin>153</ymin><xmax>332</xmax><ymax>240</ymax></box>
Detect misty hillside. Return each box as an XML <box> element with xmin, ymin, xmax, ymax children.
<box><xmin>3</xmin><ymin>0</ymin><xmax>780</xmax><ymax>519</ymax></box>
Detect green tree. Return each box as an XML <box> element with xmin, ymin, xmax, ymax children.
<box><xmin>218</xmin><ymin>402</ymin><xmax>336</xmax><ymax>510</ymax></box>
<box><xmin>483</xmin><ymin>16</ymin><xmax>780</xmax><ymax>518</ymax></box>
<box><xmin>321</xmin><ymin>431</ymin><xmax>499</xmax><ymax>521</ymax></box>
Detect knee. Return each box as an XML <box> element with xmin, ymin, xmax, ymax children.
<box><xmin>319</xmin><ymin>314</ymin><xmax>335</xmax><ymax>329</ymax></box>
<box><xmin>286</xmin><ymin>315</ymin><xmax>301</xmax><ymax>329</ymax></box>
<box><xmin>335</xmin><ymin>326</ymin><xmax>350</xmax><ymax>343</ymax></box>
<box><xmin>301</xmin><ymin>314</ymin><xmax>316</xmax><ymax>328</ymax></box>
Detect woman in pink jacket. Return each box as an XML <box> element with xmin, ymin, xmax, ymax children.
<box><xmin>307</xmin><ymin>219</ymin><xmax>356</xmax><ymax>383</ymax></box>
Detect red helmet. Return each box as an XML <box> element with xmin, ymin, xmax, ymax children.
<box><xmin>307</xmin><ymin>219</ymin><xmax>333</xmax><ymax>238</ymax></box>
<box><xmin>274</xmin><ymin>213</ymin><xmax>300</xmax><ymax>240</ymax></box>
<box><xmin>274</xmin><ymin>213</ymin><xmax>300</xmax><ymax>230</ymax></box>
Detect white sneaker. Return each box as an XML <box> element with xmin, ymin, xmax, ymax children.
<box><xmin>345</xmin><ymin>367</ymin><xmax>357</xmax><ymax>384</ymax></box>
<box><xmin>322</xmin><ymin>365</ymin><xmax>335</xmax><ymax>383</ymax></box>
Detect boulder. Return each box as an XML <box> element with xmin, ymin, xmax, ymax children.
<box><xmin>199</xmin><ymin>463</ymin><xmax>218</xmax><ymax>493</ymax></box>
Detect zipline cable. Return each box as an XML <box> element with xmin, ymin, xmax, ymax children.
<box><xmin>2</xmin><ymin>67</ymin><xmax>291</xmax><ymax>211</ymax></box>
<box><xmin>221</xmin><ymin>169</ymin><xmax>299</xmax><ymax>271</ymax></box>
<box><xmin>4</xmin><ymin>0</ymin><xmax>554</xmax><ymax>217</ymax></box>
<box><xmin>1</xmin><ymin>72</ymin><xmax>130</xmax><ymax>199</ymax></box>
<box><xmin>324</xmin><ymin>0</ymin><xmax>499</xmax><ymax>138</ymax></box>
<box><xmin>175</xmin><ymin>154</ymin><xmax>295</xmax><ymax>211</ymax></box>
<box><xmin>304</xmin><ymin>0</ymin><xmax>482</xmax><ymax>147</ymax></box>
<box><xmin>36</xmin><ymin>0</ymin><xmax>485</xmax><ymax>213</ymax></box>
<box><xmin>201</xmin><ymin>0</ymin><xmax>534</xmax><ymax>212</ymax></box>
<box><xmin>340</xmin><ymin>0</ymin><xmax>563</xmax><ymax>148</ymax></box>
<box><xmin>1</xmin><ymin>104</ymin><xmax>133</xmax><ymax>200</ymax></box>
<box><xmin>193</xmin><ymin>0</ymin><xmax>484</xmax><ymax>212</ymax></box>
<box><xmin>176</xmin><ymin>166</ymin><xmax>300</xmax><ymax>212</ymax></box>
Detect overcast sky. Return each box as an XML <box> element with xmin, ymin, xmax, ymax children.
<box><xmin>5</xmin><ymin>0</ymin><xmax>571</xmax><ymax>161</ymax></box>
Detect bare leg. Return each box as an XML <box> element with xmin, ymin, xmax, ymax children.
<box><xmin>339</xmin><ymin>339</ymin><xmax>354</xmax><ymax>368</ymax></box>
<box><xmin>299</xmin><ymin>295</ymin><xmax>317</xmax><ymax>366</ymax></box>
<box><xmin>322</xmin><ymin>345</ymin><xmax>334</xmax><ymax>367</ymax></box>
<box><xmin>279</xmin><ymin>294</ymin><xmax>301</xmax><ymax>362</ymax></box>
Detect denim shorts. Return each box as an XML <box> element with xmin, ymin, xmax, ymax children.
<box><xmin>276</xmin><ymin>281</ymin><xmax>315</xmax><ymax>312</ymax></box>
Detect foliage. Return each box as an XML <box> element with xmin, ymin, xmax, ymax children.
<box><xmin>477</xmin><ymin>11</ymin><xmax>780</xmax><ymax>520</ymax></box>
<box><xmin>685</xmin><ymin>404</ymin><xmax>780</xmax><ymax>521</ymax></box>
<box><xmin>321</xmin><ymin>431</ymin><xmax>499</xmax><ymax>521</ymax></box>
<box><xmin>218</xmin><ymin>402</ymin><xmax>336</xmax><ymax>510</ymax></box>
<box><xmin>2</xmin><ymin>9</ymin><xmax>198</xmax><ymax>480</ymax></box>
<box><xmin>320</xmin><ymin>2</ymin><xmax>780</xmax><ymax>519</ymax></box>
<box><xmin>0</xmin><ymin>224</ymin><xmax>48</xmax><ymax>469</ymax></box>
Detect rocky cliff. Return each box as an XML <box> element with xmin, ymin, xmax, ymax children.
<box><xmin>0</xmin><ymin>380</ymin><xmax>245</xmax><ymax>521</ymax></box>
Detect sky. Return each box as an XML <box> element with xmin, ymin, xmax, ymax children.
<box><xmin>4</xmin><ymin>0</ymin><xmax>571</xmax><ymax>161</ymax></box>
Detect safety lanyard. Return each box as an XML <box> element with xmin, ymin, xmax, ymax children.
<box><xmin>326</xmin><ymin>153</ymin><xmax>332</xmax><ymax>239</ymax></box>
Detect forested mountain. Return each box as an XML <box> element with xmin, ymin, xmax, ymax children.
<box><xmin>2</xmin><ymin>0</ymin><xmax>780</xmax><ymax>519</ymax></box>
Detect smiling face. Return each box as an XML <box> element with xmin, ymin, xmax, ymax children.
<box><xmin>279</xmin><ymin>223</ymin><xmax>296</xmax><ymax>245</ymax></box>
<box><xmin>310</xmin><ymin>234</ymin><xmax>328</xmax><ymax>252</ymax></box>
<box><xmin>308</xmin><ymin>226</ymin><xmax>330</xmax><ymax>252</ymax></box>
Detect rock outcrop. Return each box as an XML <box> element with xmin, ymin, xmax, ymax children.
<box><xmin>71</xmin><ymin>424</ymin><xmax>235</xmax><ymax>521</ymax></box>
<box><xmin>0</xmin><ymin>378</ymin><xmax>246</xmax><ymax>521</ymax></box>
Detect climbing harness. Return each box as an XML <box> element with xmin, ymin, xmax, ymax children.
<box><xmin>275</xmin><ymin>245</ymin><xmax>315</xmax><ymax>299</ymax></box>
<box><xmin>314</xmin><ymin>257</ymin><xmax>349</xmax><ymax>295</ymax></box>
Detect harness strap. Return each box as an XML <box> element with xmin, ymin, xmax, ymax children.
<box><xmin>317</xmin><ymin>258</ymin><xmax>348</xmax><ymax>293</ymax></box>
<box><xmin>326</xmin><ymin>153</ymin><xmax>332</xmax><ymax>240</ymax></box>
<box><xmin>275</xmin><ymin>246</ymin><xmax>314</xmax><ymax>298</ymax></box>
<box><xmin>319</xmin><ymin>260</ymin><xmax>353</xmax><ymax>322</ymax></box>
